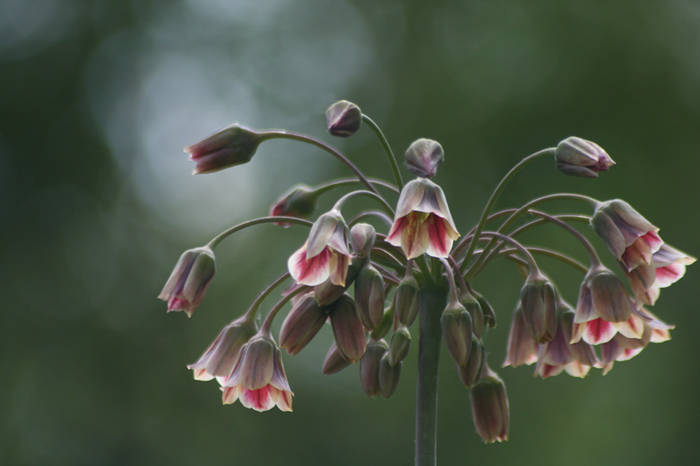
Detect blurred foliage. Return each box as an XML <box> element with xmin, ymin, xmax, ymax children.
<box><xmin>2</xmin><ymin>0</ymin><xmax>699</xmax><ymax>465</ymax></box>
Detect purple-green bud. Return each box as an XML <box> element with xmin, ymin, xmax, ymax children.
<box><xmin>555</xmin><ymin>136</ymin><xmax>615</xmax><ymax>178</ymax></box>
<box><xmin>519</xmin><ymin>271</ymin><xmax>557</xmax><ymax>343</ymax></box>
<box><xmin>270</xmin><ymin>184</ymin><xmax>318</xmax><ymax>227</ymax></box>
<box><xmin>350</xmin><ymin>223</ymin><xmax>376</xmax><ymax>258</ymax></box>
<box><xmin>461</xmin><ymin>291</ymin><xmax>485</xmax><ymax>338</ymax></box>
<box><xmin>322</xmin><ymin>342</ymin><xmax>351</xmax><ymax>375</ymax></box>
<box><xmin>458</xmin><ymin>338</ymin><xmax>484</xmax><ymax>387</ymax></box>
<box><xmin>359</xmin><ymin>339</ymin><xmax>388</xmax><ymax>397</ymax></box>
<box><xmin>469</xmin><ymin>365</ymin><xmax>509</xmax><ymax>443</ymax></box>
<box><xmin>158</xmin><ymin>246</ymin><xmax>216</xmax><ymax>318</ymax></box>
<box><xmin>394</xmin><ymin>274</ymin><xmax>420</xmax><ymax>326</ymax></box>
<box><xmin>441</xmin><ymin>302</ymin><xmax>473</xmax><ymax>367</ymax></box>
<box><xmin>355</xmin><ymin>265</ymin><xmax>385</xmax><ymax>330</ymax></box>
<box><xmin>370</xmin><ymin>305</ymin><xmax>394</xmax><ymax>340</ymax></box>
<box><xmin>185</xmin><ymin>124</ymin><xmax>265</xmax><ymax>174</ymax></box>
<box><xmin>404</xmin><ymin>138</ymin><xmax>444</xmax><ymax>178</ymax></box>
<box><xmin>325</xmin><ymin>100</ymin><xmax>362</xmax><ymax>137</ymax></box>
<box><xmin>279</xmin><ymin>292</ymin><xmax>327</xmax><ymax>355</ymax></box>
<box><xmin>329</xmin><ymin>295</ymin><xmax>367</xmax><ymax>362</ymax></box>
<box><xmin>378</xmin><ymin>353</ymin><xmax>401</xmax><ymax>398</ymax></box>
<box><xmin>389</xmin><ymin>326</ymin><xmax>412</xmax><ymax>365</ymax></box>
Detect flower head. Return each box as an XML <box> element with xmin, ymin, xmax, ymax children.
<box><xmin>386</xmin><ymin>178</ymin><xmax>459</xmax><ymax>259</ymax></box>
<box><xmin>221</xmin><ymin>333</ymin><xmax>293</xmax><ymax>412</ymax></box>
<box><xmin>185</xmin><ymin>124</ymin><xmax>265</xmax><ymax>174</ymax></box>
<box><xmin>591</xmin><ymin>200</ymin><xmax>662</xmax><ymax>271</ymax></box>
<box><xmin>288</xmin><ymin>209</ymin><xmax>352</xmax><ymax>286</ymax></box>
<box><xmin>571</xmin><ymin>265</ymin><xmax>641</xmax><ymax>345</ymax></box>
<box><xmin>555</xmin><ymin>136</ymin><xmax>615</xmax><ymax>178</ymax></box>
<box><xmin>187</xmin><ymin>316</ymin><xmax>257</xmax><ymax>382</ymax></box>
<box><xmin>158</xmin><ymin>246</ymin><xmax>216</xmax><ymax>317</ymax></box>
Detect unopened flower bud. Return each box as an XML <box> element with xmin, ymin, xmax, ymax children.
<box><xmin>378</xmin><ymin>353</ymin><xmax>401</xmax><ymax>398</ymax></box>
<box><xmin>370</xmin><ymin>305</ymin><xmax>394</xmax><ymax>340</ymax></box>
<box><xmin>441</xmin><ymin>302</ymin><xmax>473</xmax><ymax>367</ymax></box>
<box><xmin>158</xmin><ymin>246</ymin><xmax>216</xmax><ymax>318</ymax></box>
<box><xmin>322</xmin><ymin>342</ymin><xmax>351</xmax><ymax>375</ymax></box>
<box><xmin>458</xmin><ymin>338</ymin><xmax>484</xmax><ymax>387</ymax></box>
<box><xmin>475</xmin><ymin>292</ymin><xmax>497</xmax><ymax>328</ymax></box>
<box><xmin>394</xmin><ymin>274</ymin><xmax>420</xmax><ymax>326</ymax></box>
<box><xmin>404</xmin><ymin>138</ymin><xmax>445</xmax><ymax>178</ymax></box>
<box><xmin>461</xmin><ymin>291</ymin><xmax>485</xmax><ymax>338</ymax></box>
<box><xmin>350</xmin><ymin>223</ymin><xmax>376</xmax><ymax>258</ymax></box>
<box><xmin>359</xmin><ymin>339</ymin><xmax>388</xmax><ymax>397</ymax></box>
<box><xmin>325</xmin><ymin>100</ymin><xmax>361</xmax><ymax>137</ymax></box>
<box><xmin>469</xmin><ymin>365</ymin><xmax>509</xmax><ymax>443</ymax></box>
<box><xmin>187</xmin><ymin>316</ymin><xmax>257</xmax><ymax>381</ymax></box>
<box><xmin>279</xmin><ymin>292</ymin><xmax>327</xmax><ymax>355</ymax></box>
<box><xmin>270</xmin><ymin>184</ymin><xmax>318</xmax><ymax>227</ymax></box>
<box><xmin>389</xmin><ymin>326</ymin><xmax>412</xmax><ymax>365</ymax></box>
<box><xmin>329</xmin><ymin>295</ymin><xmax>367</xmax><ymax>362</ymax></box>
<box><xmin>355</xmin><ymin>265</ymin><xmax>385</xmax><ymax>330</ymax></box>
<box><xmin>314</xmin><ymin>260</ymin><xmax>362</xmax><ymax>307</ymax></box>
<box><xmin>519</xmin><ymin>271</ymin><xmax>557</xmax><ymax>343</ymax></box>
<box><xmin>185</xmin><ymin>124</ymin><xmax>266</xmax><ymax>174</ymax></box>
<box><xmin>555</xmin><ymin>136</ymin><xmax>615</xmax><ymax>178</ymax></box>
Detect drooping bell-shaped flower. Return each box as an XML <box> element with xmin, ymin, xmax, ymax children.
<box><xmin>627</xmin><ymin>244</ymin><xmax>696</xmax><ymax>305</ymax></box>
<box><xmin>404</xmin><ymin>138</ymin><xmax>444</xmax><ymax>178</ymax></box>
<box><xmin>469</xmin><ymin>364</ymin><xmax>509</xmax><ymax>443</ymax></box>
<box><xmin>288</xmin><ymin>209</ymin><xmax>352</xmax><ymax>287</ymax></box>
<box><xmin>158</xmin><ymin>246</ymin><xmax>216</xmax><ymax>317</ymax></box>
<box><xmin>185</xmin><ymin>124</ymin><xmax>266</xmax><ymax>174</ymax></box>
<box><xmin>221</xmin><ymin>332</ymin><xmax>293</xmax><ymax>412</ymax></box>
<box><xmin>591</xmin><ymin>199</ymin><xmax>663</xmax><ymax>272</ymax></box>
<box><xmin>270</xmin><ymin>184</ymin><xmax>318</xmax><ymax>227</ymax></box>
<box><xmin>571</xmin><ymin>265</ymin><xmax>642</xmax><ymax>345</ymax></box>
<box><xmin>502</xmin><ymin>303</ymin><xmax>538</xmax><ymax>368</ymax></box>
<box><xmin>519</xmin><ymin>271</ymin><xmax>557</xmax><ymax>343</ymax></box>
<box><xmin>187</xmin><ymin>316</ymin><xmax>257</xmax><ymax>382</ymax></box>
<box><xmin>387</xmin><ymin>178</ymin><xmax>459</xmax><ymax>259</ymax></box>
<box><xmin>554</xmin><ymin>136</ymin><xmax>615</xmax><ymax>178</ymax></box>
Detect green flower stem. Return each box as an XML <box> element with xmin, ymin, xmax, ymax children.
<box><xmin>438</xmin><ymin>258</ymin><xmax>460</xmax><ymax>304</ymax></box>
<box><xmin>313</xmin><ymin>177</ymin><xmax>399</xmax><ymax>196</ymax></box>
<box><xmin>460</xmin><ymin>147</ymin><xmax>556</xmax><ymax>270</ymax></box>
<box><xmin>261</xmin><ymin>286</ymin><xmax>309</xmax><ymax>334</ymax></box>
<box><xmin>453</xmin><ymin>208</ymin><xmax>520</xmax><ymax>258</ymax></box>
<box><xmin>207</xmin><ymin>216</ymin><xmax>312</xmax><ymax>249</ymax></box>
<box><xmin>349</xmin><ymin>210</ymin><xmax>393</xmax><ymax>228</ymax></box>
<box><xmin>371</xmin><ymin>262</ymin><xmax>400</xmax><ymax>285</ymax></box>
<box><xmin>370</xmin><ymin>247</ymin><xmax>407</xmax><ymax>269</ymax></box>
<box><xmin>361</xmin><ymin>114</ymin><xmax>405</xmax><ymax>188</ymax></box>
<box><xmin>333</xmin><ymin>189</ymin><xmax>395</xmax><ymax>216</ymax></box>
<box><xmin>495</xmin><ymin>247</ymin><xmax>588</xmax><ymax>274</ymax></box>
<box><xmin>262</xmin><ymin>130</ymin><xmax>381</xmax><ymax>196</ymax></box>
<box><xmin>461</xmin><ymin>192</ymin><xmax>598</xmax><ymax>276</ymax></box>
<box><xmin>415</xmin><ymin>285</ymin><xmax>447</xmax><ymax>466</ymax></box>
<box><xmin>243</xmin><ymin>272</ymin><xmax>290</xmax><ymax>321</ymax></box>
<box><xmin>476</xmin><ymin>231</ymin><xmax>539</xmax><ymax>272</ymax></box>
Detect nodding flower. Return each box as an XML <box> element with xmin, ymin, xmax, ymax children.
<box><xmin>158</xmin><ymin>246</ymin><xmax>216</xmax><ymax>318</ymax></box>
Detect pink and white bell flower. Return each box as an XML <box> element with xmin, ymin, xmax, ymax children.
<box><xmin>288</xmin><ymin>209</ymin><xmax>352</xmax><ymax>287</ymax></box>
<box><xmin>386</xmin><ymin>178</ymin><xmax>459</xmax><ymax>259</ymax></box>
<box><xmin>220</xmin><ymin>332</ymin><xmax>293</xmax><ymax>412</ymax></box>
<box><xmin>625</xmin><ymin>243</ymin><xmax>696</xmax><ymax>305</ymax></box>
<box><xmin>571</xmin><ymin>265</ymin><xmax>643</xmax><ymax>346</ymax></box>
<box><xmin>158</xmin><ymin>246</ymin><xmax>216</xmax><ymax>317</ymax></box>
<box><xmin>590</xmin><ymin>199</ymin><xmax>663</xmax><ymax>272</ymax></box>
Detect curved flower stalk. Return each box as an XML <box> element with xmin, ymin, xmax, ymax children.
<box><xmin>157</xmin><ymin>99</ymin><xmax>694</xmax><ymax>465</ymax></box>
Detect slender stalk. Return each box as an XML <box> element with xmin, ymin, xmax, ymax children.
<box><xmin>260</xmin><ymin>286</ymin><xmax>308</xmax><ymax>334</ymax></box>
<box><xmin>499</xmin><ymin>247</ymin><xmax>588</xmax><ymax>274</ymax></box>
<box><xmin>333</xmin><ymin>189</ymin><xmax>395</xmax><ymax>216</ymax></box>
<box><xmin>460</xmin><ymin>147</ymin><xmax>556</xmax><ymax>269</ymax></box>
<box><xmin>207</xmin><ymin>216</ymin><xmax>312</xmax><ymax>249</ymax></box>
<box><xmin>262</xmin><ymin>130</ymin><xmax>381</xmax><ymax>196</ymax></box>
<box><xmin>313</xmin><ymin>177</ymin><xmax>399</xmax><ymax>195</ymax></box>
<box><xmin>242</xmin><ymin>273</ymin><xmax>290</xmax><ymax>321</ymax></box>
<box><xmin>415</xmin><ymin>285</ymin><xmax>447</xmax><ymax>466</ymax></box>
<box><xmin>349</xmin><ymin>210</ymin><xmax>393</xmax><ymax>227</ymax></box>
<box><xmin>362</xmin><ymin>114</ymin><xmax>404</xmax><ymax>188</ymax></box>
<box><xmin>476</xmin><ymin>231</ymin><xmax>538</xmax><ymax>271</ymax></box>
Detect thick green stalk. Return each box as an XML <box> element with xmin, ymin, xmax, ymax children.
<box><xmin>415</xmin><ymin>285</ymin><xmax>447</xmax><ymax>466</ymax></box>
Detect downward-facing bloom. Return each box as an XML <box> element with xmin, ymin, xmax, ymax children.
<box><xmin>387</xmin><ymin>178</ymin><xmax>459</xmax><ymax>259</ymax></box>
<box><xmin>187</xmin><ymin>316</ymin><xmax>257</xmax><ymax>382</ymax></box>
<box><xmin>185</xmin><ymin>124</ymin><xmax>265</xmax><ymax>174</ymax></box>
<box><xmin>571</xmin><ymin>265</ymin><xmax>642</xmax><ymax>345</ymax></box>
<box><xmin>626</xmin><ymin>244</ymin><xmax>696</xmax><ymax>305</ymax></box>
<box><xmin>554</xmin><ymin>136</ymin><xmax>615</xmax><ymax>178</ymax></box>
<box><xmin>158</xmin><ymin>246</ymin><xmax>216</xmax><ymax>317</ymax></box>
<box><xmin>503</xmin><ymin>303</ymin><xmax>538</xmax><ymax>368</ymax></box>
<box><xmin>288</xmin><ymin>209</ymin><xmax>352</xmax><ymax>286</ymax></box>
<box><xmin>221</xmin><ymin>333</ymin><xmax>293</xmax><ymax>412</ymax></box>
<box><xmin>591</xmin><ymin>199</ymin><xmax>662</xmax><ymax>271</ymax></box>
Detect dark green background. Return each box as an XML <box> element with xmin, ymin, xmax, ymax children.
<box><xmin>2</xmin><ymin>1</ymin><xmax>698</xmax><ymax>465</ymax></box>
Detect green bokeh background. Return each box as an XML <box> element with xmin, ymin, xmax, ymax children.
<box><xmin>2</xmin><ymin>1</ymin><xmax>699</xmax><ymax>465</ymax></box>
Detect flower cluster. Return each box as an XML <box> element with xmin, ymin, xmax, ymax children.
<box><xmin>157</xmin><ymin>101</ymin><xmax>693</xmax><ymax>453</ymax></box>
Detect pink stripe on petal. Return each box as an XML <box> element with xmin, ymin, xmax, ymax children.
<box><xmin>288</xmin><ymin>246</ymin><xmax>331</xmax><ymax>286</ymax></box>
<box><xmin>565</xmin><ymin>361</ymin><xmax>590</xmax><ymax>378</ymax></box>
<box><xmin>241</xmin><ymin>386</ymin><xmax>275</xmax><ymax>412</ymax></box>
<box><xmin>615</xmin><ymin>314</ymin><xmax>644</xmax><ymax>339</ymax></box>
<box><xmin>426</xmin><ymin>216</ymin><xmax>450</xmax><ymax>257</ymax></box>
<box><xmin>386</xmin><ymin>217</ymin><xmax>407</xmax><ymax>244</ymax></box>
<box><xmin>618</xmin><ymin>347</ymin><xmax>644</xmax><ymax>361</ymax></box>
<box><xmin>650</xmin><ymin>328</ymin><xmax>671</xmax><ymax>343</ymax></box>
<box><xmin>641</xmin><ymin>231</ymin><xmax>663</xmax><ymax>252</ymax></box>
<box><xmin>221</xmin><ymin>385</ymin><xmax>241</xmax><ymax>405</ymax></box>
<box><xmin>655</xmin><ymin>264</ymin><xmax>684</xmax><ymax>287</ymax></box>
<box><xmin>582</xmin><ymin>318</ymin><xmax>616</xmax><ymax>345</ymax></box>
